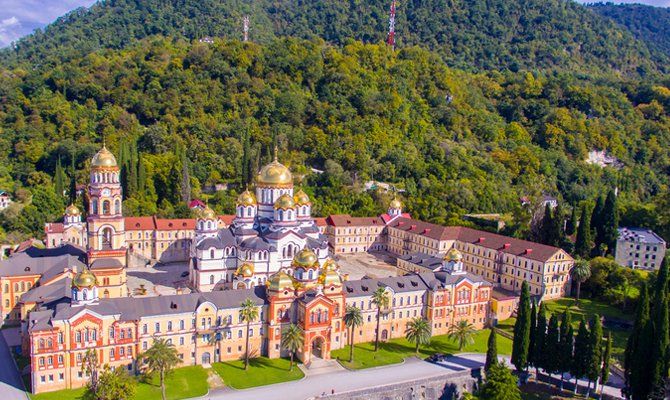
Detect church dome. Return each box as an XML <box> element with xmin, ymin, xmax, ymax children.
<box><xmin>267</xmin><ymin>271</ymin><xmax>294</xmax><ymax>292</ymax></box>
<box><xmin>292</xmin><ymin>248</ymin><xmax>318</xmax><ymax>269</ymax></box>
<box><xmin>73</xmin><ymin>269</ymin><xmax>98</xmax><ymax>288</ymax></box>
<box><xmin>274</xmin><ymin>194</ymin><xmax>296</xmax><ymax>210</ymax></box>
<box><xmin>196</xmin><ymin>205</ymin><xmax>216</xmax><ymax>220</ymax></box>
<box><xmin>91</xmin><ymin>145</ymin><xmax>118</xmax><ymax>169</ymax></box>
<box><xmin>444</xmin><ymin>248</ymin><xmax>463</xmax><ymax>262</ymax></box>
<box><xmin>321</xmin><ymin>258</ymin><xmax>338</xmax><ymax>272</ymax></box>
<box><xmin>65</xmin><ymin>204</ymin><xmax>81</xmax><ymax>216</ymax></box>
<box><xmin>237</xmin><ymin>190</ymin><xmax>257</xmax><ymax>207</ymax></box>
<box><xmin>256</xmin><ymin>152</ymin><xmax>292</xmax><ymax>187</ymax></box>
<box><xmin>293</xmin><ymin>189</ymin><xmax>311</xmax><ymax>206</ymax></box>
<box><xmin>235</xmin><ymin>263</ymin><xmax>254</xmax><ymax>278</ymax></box>
<box><xmin>319</xmin><ymin>269</ymin><xmax>343</xmax><ymax>287</ymax></box>
<box><xmin>389</xmin><ymin>197</ymin><xmax>402</xmax><ymax>210</ymax></box>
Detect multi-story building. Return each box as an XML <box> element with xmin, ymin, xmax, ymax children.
<box><xmin>615</xmin><ymin>227</ymin><xmax>667</xmax><ymax>270</ymax></box>
<box><xmin>27</xmin><ymin>249</ymin><xmax>490</xmax><ymax>394</ymax></box>
<box><xmin>0</xmin><ymin>190</ymin><xmax>11</xmax><ymax>210</ymax></box>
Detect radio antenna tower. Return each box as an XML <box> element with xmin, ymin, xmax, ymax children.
<box><xmin>243</xmin><ymin>16</ymin><xmax>250</xmax><ymax>42</ymax></box>
<box><xmin>386</xmin><ymin>0</ymin><xmax>397</xmax><ymax>50</ymax></box>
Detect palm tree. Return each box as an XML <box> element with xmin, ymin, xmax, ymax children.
<box><xmin>448</xmin><ymin>320</ymin><xmax>476</xmax><ymax>351</ymax></box>
<box><xmin>571</xmin><ymin>259</ymin><xmax>591</xmax><ymax>301</ymax></box>
<box><xmin>138</xmin><ymin>338</ymin><xmax>180</xmax><ymax>400</ymax></box>
<box><xmin>240</xmin><ymin>297</ymin><xmax>259</xmax><ymax>370</ymax></box>
<box><xmin>281</xmin><ymin>324</ymin><xmax>304</xmax><ymax>371</ymax></box>
<box><xmin>343</xmin><ymin>305</ymin><xmax>363</xmax><ymax>362</ymax></box>
<box><xmin>371</xmin><ymin>287</ymin><xmax>390</xmax><ymax>351</ymax></box>
<box><xmin>405</xmin><ymin>317</ymin><xmax>432</xmax><ymax>355</ymax></box>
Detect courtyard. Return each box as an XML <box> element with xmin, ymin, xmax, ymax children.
<box><xmin>334</xmin><ymin>251</ymin><xmax>400</xmax><ymax>280</ymax></box>
<box><xmin>126</xmin><ymin>261</ymin><xmax>192</xmax><ymax>296</ymax></box>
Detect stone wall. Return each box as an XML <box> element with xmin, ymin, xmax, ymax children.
<box><xmin>320</xmin><ymin>370</ymin><xmax>480</xmax><ymax>400</ymax></box>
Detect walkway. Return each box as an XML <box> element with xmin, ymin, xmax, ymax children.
<box><xmin>0</xmin><ymin>331</ymin><xmax>28</xmax><ymax>400</ymax></box>
<box><xmin>207</xmin><ymin>357</ymin><xmax>455</xmax><ymax>400</ymax></box>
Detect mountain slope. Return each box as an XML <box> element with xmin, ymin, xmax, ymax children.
<box><xmin>588</xmin><ymin>3</ymin><xmax>670</xmax><ymax>65</ymax></box>
<box><xmin>0</xmin><ymin>0</ymin><xmax>663</xmax><ymax>75</ymax></box>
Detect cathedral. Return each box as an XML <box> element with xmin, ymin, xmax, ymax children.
<box><xmin>190</xmin><ymin>150</ymin><xmax>330</xmax><ymax>291</ymax></box>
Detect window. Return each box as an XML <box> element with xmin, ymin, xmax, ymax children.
<box><xmin>168</xmin><ymin>321</ymin><xmax>172</xmax><ymax>331</ymax></box>
<box><xmin>109</xmin><ymin>328</ymin><xmax>115</xmax><ymax>340</ymax></box>
<box><xmin>155</xmin><ymin>323</ymin><xmax>160</xmax><ymax>333</ymax></box>
<box><xmin>143</xmin><ymin>324</ymin><xmax>148</xmax><ymax>334</ymax></box>
<box><xmin>110</xmin><ymin>349</ymin><xmax>115</xmax><ymax>358</ymax></box>
<box><xmin>180</xmin><ymin>320</ymin><xmax>185</xmax><ymax>330</ymax></box>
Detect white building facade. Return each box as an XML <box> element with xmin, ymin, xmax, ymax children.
<box><xmin>615</xmin><ymin>227</ymin><xmax>666</xmax><ymax>270</ymax></box>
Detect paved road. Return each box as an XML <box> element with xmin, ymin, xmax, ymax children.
<box><xmin>205</xmin><ymin>357</ymin><xmax>459</xmax><ymax>400</ymax></box>
<box><xmin>0</xmin><ymin>332</ymin><xmax>28</xmax><ymax>400</ymax></box>
<box><xmin>202</xmin><ymin>354</ymin><xmax>624</xmax><ymax>400</ymax></box>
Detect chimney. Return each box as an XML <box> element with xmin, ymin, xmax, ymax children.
<box><xmin>525</xmin><ymin>248</ymin><xmax>533</xmax><ymax>255</ymax></box>
<box><xmin>398</xmin><ymin>222</ymin><xmax>405</xmax><ymax>226</ymax></box>
<box><xmin>410</xmin><ymin>225</ymin><xmax>416</xmax><ymax>231</ymax></box>
<box><xmin>478</xmin><ymin>237</ymin><xmax>485</xmax><ymax>243</ymax></box>
<box><xmin>503</xmin><ymin>243</ymin><xmax>511</xmax><ymax>249</ymax></box>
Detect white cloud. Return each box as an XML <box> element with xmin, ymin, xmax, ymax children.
<box><xmin>0</xmin><ymin>0</ymin><xmax>96</xmax><ymax>47</ymax></box>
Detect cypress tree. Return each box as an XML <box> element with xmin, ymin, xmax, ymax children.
<box><xmin>485</xmin><ymin>327</ymin><xmax>498</xmax><ymax>372</ymax></box>
<box><xmin>533</xmin><ymin>303</ymin><xmax>548</xmax><ymax>377</ymax></box>
<box><xmin>512</xmin><ymin>281</ymin><xmax>531</xmax><ymax>372</ymax></box>
<box><xmin>551</xmin><ymin>203</ymin><xmax>565</xmax><ymax>247</ymax></box>
<box><xmin>528</xmin><ymin>300</ymin><xmax>537</xmax><ymax>369</ymax></box>
<box><xmin>600</xmin><ymin>190</ymin><xmax>619</xmax><ymax>255</ymax></box>
<box><xmin>540</xmin><ymin>204</ymin><xmax>553</xmax><ymax>245</ymax></box>
<box><xmin>68</xmin><ymin>157</ymin><xmax>77</xmax><ymax>204</ymax></box>
<box><xmin>624</xmin><ymin>284</ymin><xmax>651</xmax><ymax>400</ymax></box>
<box><xmin>649</xmin><ymin>259</ymin><xmax>669</xmax><ymax>397</ymax></box>
<box><xmin>575</xmin><ymin>204</ymin><xmax>591</xmax><ymax>258</ymax></box>
<box><xmin>138</xmin><ymin>155</ymin><xmax>146</xmax><ymax>194</ymax></box>
<box><xmin>600</xmin><ymin>331</ymin><xmax>612</xmax><ymax>400</ymax></box>
<box><xmin>591</xmin><ymin>195</ymin><xmax>604</xmax><ymax>234</ymax></box>
<box><xmin>558</xmin><ymin>310</ymin><xmax>573</xmax><ymax>390</ymax></box>
<box><xmin>586</xmin><ymin>315</ymin><xmax>603</xmax><ymax>398</ymax></box>
<box><xmin>129</xmin><ymin>142</ymin><xmax>138</xmax><ymax>196</ymax></box>
<box><xmin>180</xmin><ymin>151</ymin><xmax>191</xmax><ymax>203</ymax></box>
<box><xmin>572</xmin><ymin>318</ymin><xmax>590</xmax><ymax>394</ymax></box>
<box><xmin>54</xmin><ymin>158</ymin><xmax>66</xmax><ymax>198</ymax></box>
<box><xmin>566</xmin><ymin>205</ymin><xmax>577</xmax><ymax>236</ymax></box>
<box><xmin>545</xmin><ymin>314</ymin><xmax>560</xmax><ymax>380</ymax></box>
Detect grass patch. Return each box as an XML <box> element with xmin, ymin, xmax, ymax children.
<box><xmin>331</xmin><ymin>330</ymin><xmax>512</xmax><ymax>370</ymax></box>
<box><xmin>29</xmin><ymin>366</ymin><xmax>208</xmax><ymax>400</ymax></box>
<box><xmin>497</xmin><ymin>317</ymin><xmax>516</xmax><ymax>335</ymax></box>
<box><xmin>212</xmin><ymin>357</ymin><xmax>304</xmax><ymax>389</ymax></box>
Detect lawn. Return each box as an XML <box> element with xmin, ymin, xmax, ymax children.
<box><xmin>29</xmin><ymin>366</ymin><xmax>208</xmax><ymax>400</ymax></box>
<box><xmin>331</xmin><ymin>330</ymin><xmax>512</xmax><ymax>370</ymax></box>
<box><xmin>212</xmin><ymin>357</ymin><xmax>304</xmax><ymax>389</ymax></box>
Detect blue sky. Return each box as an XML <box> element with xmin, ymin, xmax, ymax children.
<box><xmin>1</xmin><ymin>0</ymin><xmax>669</xmax><ymax>48</ymax></box>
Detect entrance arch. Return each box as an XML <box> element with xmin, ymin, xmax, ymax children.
<box><xmin>311</xmin><ymin>336</ymin><xmax>325</xmax><ymax>360</ymax></box>
<box><xmin>202</xmin><ymin>352</ymin><xmax>211</xmax><ymax>364</ymax></box>
<box><xmin>236</xmin><ymin>281</ymin><xmax>246</xmax><ymax>290</ymax></box>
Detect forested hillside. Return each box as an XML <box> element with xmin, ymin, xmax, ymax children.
<box><xmin>0</xmin><ymin>0</ymin><xmax>664</xmax><ymax>75</ymax></box>
<box><xmin>588</xmin><ymin>3</ymin><xmax>670</xmax><ymax>67</ymax></box>
<box><xmin>2</xmin><ymin>38</ymin><xmax>670</xmax><ymax>244</ymax></box>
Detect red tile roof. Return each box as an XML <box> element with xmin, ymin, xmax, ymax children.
<box><xmin>325</xmin><ymin>214</ymin><xmax>386</xmax><ymax>227</ymax></box>
<box><xmin>390</xmin><ymin>217</ymin><xmax>568</xmax><ymax>263</ymax></box>
<box><xmin>314</xmin><ymin>217</ymin><xmax>327</xmax><ymax>227</ymax></box>
<box><xmin>155</xmin><ymin>218</ymin><xmax>196</xmax><ymax>230</ymax></box>
<box><xmin>124</xmin><ymin>216</ymin><xmax>156</xmax><ymax>230</ymax></box>
<box><xmin>45</xmin><ymin>223</ymin><xmax>64</xmax><ymax>234</ymax></box>
<box><xmin>218</xmin><ymin>215</ymin><xmax>235</xmax><ymax>226</ymax></box>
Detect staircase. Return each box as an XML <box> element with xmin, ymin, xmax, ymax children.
<box><xmin>300</xmin><ymin>357</ymin><xmax>345</xmax><ymax>377</ymax></box>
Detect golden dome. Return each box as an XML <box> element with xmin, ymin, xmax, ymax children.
<box><xmin>292</xmin><ymin>248</ymin><xmax>318</xmax><ymax>269</ymax></box>
<box><xmin>444</xmin><ymin>248</ymin><xmax>463</xmax><ymax>262</ymax></box>
<box><xmin>237</xmin><ymin>190</ymin><xmax>257</xmax><ymax>207</ymax></box>
<box><xmin>318</xmin><ymin>269</ymin><xmax>343</xmax><ymax>287</ymax></box>
<box><xmin>293</xmin><ymin>189</ymin><xmax>311</xmax><ymax>206</ymax></box>
<box><xmin>267</xmin><ymin>271</ymin><xmax>294</xmax><ymax>292</ymax></box>
<box><xmin>65</xmin><ymin>204</ymin><xmax>81</xmax><ymax>216</ymax></box>
<box><xmin>91</xmin><ymin>145</ymin><xmax>118</xmax><ymax>169</ymax></box>
<box><xmin>235</xmin><ymin>263</ymin><xmax>254</xmax><ymax>278</ymax></box>
<box><xmin>195</xmin><ymin>205</ymin><xmax>216</xmax><ymax>220</ymax></box>
<box><xmin>73</xmin><ymin>268</ymin><xmax>97</xmax><ymax>288</ymax></box>
<box><xmin>321</xmin><ymin>258</ymin><xmax>338</xmax><ymax>272</ymax></box>
<box><xmin>389</xmin><ymin>197</ymin><xmax>402</xmax><ymax>210</ymax></box>
<box><xmin>274</xmin><ymin>194</ymin><xmax>296</xmax><ymax>210</ymax></box>
<box><xmin>256</xmin><ymin>151</ymin><xmax>293</xmax><ymax>187</ymax></box>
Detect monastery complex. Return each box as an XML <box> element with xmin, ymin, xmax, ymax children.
<box><xmin>0</xmin><ymin>145</ymin><xmax>574</xmax><ymax>394</ymax></box>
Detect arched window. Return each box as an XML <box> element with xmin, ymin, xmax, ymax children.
<box><xmin>39</xmin><ymin>339</ymin><xmax>44</xmax><ymax>349</ymax></box>
<box><xmin>101</xmin><ymin>227</ymin><xmax>113</xmax><ymax>249</ymax></box>
<box><xmin>103</xmin><ymin>290</ymin><xmax>110</xmax><ymax>298</ymax></box>
<box><xmin>288</xmin><ymin>210</ymin><xmax>293</xmax><ymax>220</ymax></box>
<box><xmin>247</xmin><ymin>207</ymin><xmax>252</xmax><ymax>217</ymax></box>
<box><xmin>13</xmin><ymin>283</ymin><xmax>18</xmax><ymax>291</ymax></box>
<box><xmin>47</xmin><ymin>338</ymin><xmax>52</xmax><ymax>348</ymax></box>
<box><xmin>102</xmin><ymin>200</ymin><xmax>110</xmax><ymax>215</ymax></box>
<box><xmin>20</xmin><ymin>282</ymin><xmax>25</xmax><ymax>291</ymax></box>
<box><xmin>210</xmin><ymin>275</ymin><xmax>214</xmax><ymax>284</ymax></box>
<box><xmin>308</xmin><ymin>270</ymin><xmax>313</xmax><ymax>280</ymax></box>
<box><xmin>82</xmin><ymin>289</ymin><xmax>88</xmax><ymax>301</ymax></box>
<box><xmin>210</xmin><ymin>249</ymin><xmax>215</xmax><ymax>259</ymax></box>
<box><xmin>114</xmin><ymin>199</ymin><xmax>121</xmax><ymax>215</ymax></box>
<box><xmin>92</xmin><ymin>200</ymin><xmax>98</xmax><ymax>214</ymax></box>
<box><xmin>278</xmin><ymin>210</ymin><xmax>283</xmax><ymax>220</ymax></box>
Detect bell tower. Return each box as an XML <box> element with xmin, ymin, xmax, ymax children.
<box><xmin>87</xmin><ymin>144</ymin><xmax>126</xmax><ymax>266</ymax></box>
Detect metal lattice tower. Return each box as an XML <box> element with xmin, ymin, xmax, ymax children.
<box><xmin>243</xmin><ymin>16</ymin><xmax>250</xmax><ymax>42</ymax></box>
<box><xmin>386</xmin><ymin>0</ymin><xmax>396</xmax><ymax>50</ymax></box>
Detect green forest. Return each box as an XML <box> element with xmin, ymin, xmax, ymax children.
<box><xmin>1</xmin><ymin>0</ymin><xmax>670</xmax><ymax>247</ymax></box>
